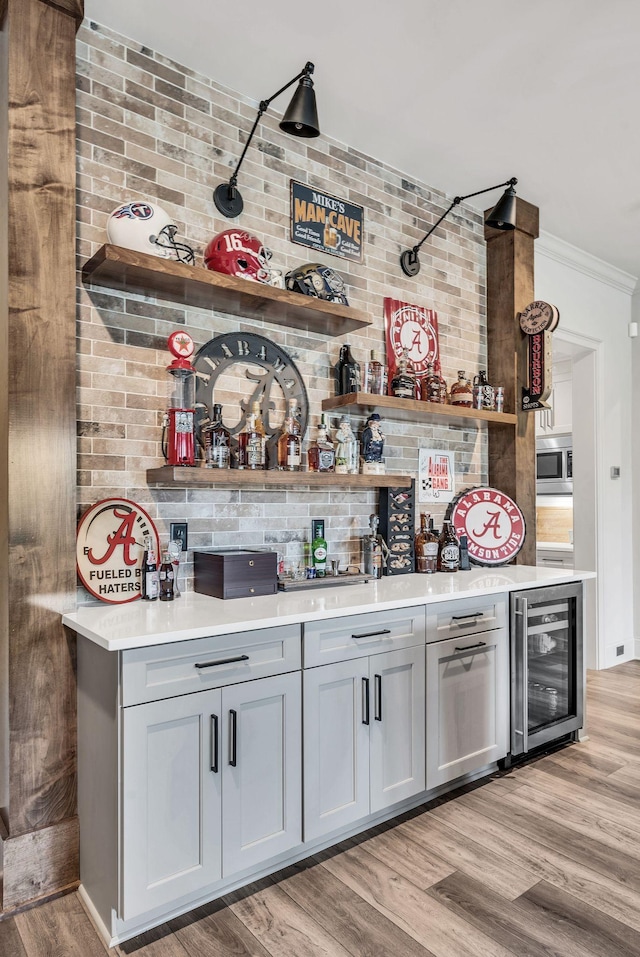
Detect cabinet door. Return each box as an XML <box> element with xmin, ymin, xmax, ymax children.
<box><xmin>369</xmin><ymin>645</ymin><xmax>426</xmax><ymax>813</ymax></box>
<box><xmin>426</xmin><ymin>629</ymin><xmax>508</xmax><ymax>789</ymax></box>
<box><xmin>303</xmin><ymin>658</ymin><xmax>370</xmax><ymax>841</ymax></box>
<box><xmin>121</xmin><ymin>688</ymin><xmax>222</xmax><ymax>920</ymax></box>
<box><xmin>222</xmin><ymin>671</ymin><xmax>302</xmax><ymax>877</ymax></box>
<box><xmin>549</xmin><ymin>373</ymin><xmax>572</xmax><ymax>435</ymax></box>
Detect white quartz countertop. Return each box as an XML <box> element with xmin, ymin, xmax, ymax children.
<box><xmin>63</xmin><ymin>566</ymin><xmax>596</xmax><ymax>652</ymax></box>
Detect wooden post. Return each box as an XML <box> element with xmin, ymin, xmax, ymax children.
<box><xmin>485</xmin><ymin>198</ymin><xmax>539</xmax><ymax>565</ymax></box>
<box><xmin>1</xmin><ymin>0</ymin><xmax>83</xmax><ymax>911</ymax></box>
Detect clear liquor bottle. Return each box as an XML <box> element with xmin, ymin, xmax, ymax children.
<box><xmin>390</xmin><ymin>348</ymin><xmax>417</xmax><ymax>399</ymax></box>
<box><xmin>277</xmin><ymin>398</ymin><xmax>302</xmax><ymax>471</ymax></box>
<box><xmin>363</xmin><ymin>350</ymin><xmax>385</xmax><ymax>395</ymax></box>
<box><xmin>202</xmin><ymin>402</ymin><xmax>231</xmax><ymax>468</ymax></box>
<box><xmin>307</xmin><ymin>414</ymin><xmax>336</xmax><ymax>472</ymax></box>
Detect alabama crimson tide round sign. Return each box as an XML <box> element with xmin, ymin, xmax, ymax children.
<box><xmin>449</xmin><ymin>487</ymin><xmax>526</xmax><ymax>566</ymax></box>
<box><xmin>76</xmin><ymin>498</ymin><xmax>160</xmax><ymax>603</ymax></box>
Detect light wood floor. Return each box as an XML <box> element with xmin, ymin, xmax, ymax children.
<box><xmin>3</xmin><ymin>661</ymin><xmax>640</xmax><ymax>957</ymax></box>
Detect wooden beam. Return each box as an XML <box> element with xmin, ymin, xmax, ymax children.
<box><xmin>1</xmin><ymin>0</ymin><xmax>81</xmax><ymax>908</ymax></box>
<box><xmin>485</xmin><ymin>198</ymin><xmax>539</xmax><ymax>565</ymax></box>
<box><xmin>39</xmin><ymin>0</ymin><xmax>84</xmax><ymax>28</ymax></box>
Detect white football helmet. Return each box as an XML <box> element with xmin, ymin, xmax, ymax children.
<box><xmin>107</xmin><ymin>200</ymin><xmax>195</xmax><ymax>264</ymax></box>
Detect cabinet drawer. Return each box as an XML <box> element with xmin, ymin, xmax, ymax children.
<box><xmin>122</xmin><ymin>624</ymin><xmax>301</xmax><ymax>706</ymax></box>
<box><xmin>426</xmin><ymin>594</ymin><xmax>507</xmax><ymax>644</ymax></box>
<box><xmin>303</xmin><ymin>606</ymin><xmax>425</xmax><ymax>668</ymax></box>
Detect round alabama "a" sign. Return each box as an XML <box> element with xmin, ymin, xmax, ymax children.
<box><xmin>449</xmin><ymin>487</ymin><xmax>526</xmax><ymax>566</ymax></box>
<box><xmin>76</xmin><ymin>498</ymin><xmax>160</xmax><ymax>603</ymax></box>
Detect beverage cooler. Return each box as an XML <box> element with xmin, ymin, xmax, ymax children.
<box><xmin>509</xmin><ymin>581</ymin><xmax>583</xmax><ymax>760</ymax></box>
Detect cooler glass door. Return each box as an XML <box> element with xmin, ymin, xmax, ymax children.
<box><xmin>511</xmin><ymin>582</ymin><xmax>583</xmax><ymax>756</ymax></box>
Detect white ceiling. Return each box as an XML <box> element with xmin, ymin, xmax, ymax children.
<box><xmin>86</xmin><ymin>0</ymin><xmax>640</xmax><ymax>282</ymax></box>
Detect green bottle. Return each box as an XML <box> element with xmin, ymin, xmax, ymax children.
<box><xmin>311</xmin><ymin>519</ymin><xmax>327</xmax><ymax>577</ymax></box>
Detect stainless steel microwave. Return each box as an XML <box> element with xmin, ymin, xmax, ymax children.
<box><xmin>536</xmin><ymin>434</ymin><xmax>572</xmax><ymax>495</ymax></box>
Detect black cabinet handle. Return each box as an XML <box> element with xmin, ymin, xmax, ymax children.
<box><xmin>454</xmin><ymin>641</ymin><xmax>487</xmax><ymax>652</ymax></box>
<box><xmin>229</xmin><ymin>709</ymin><xmax>237</xmax><ymax>767</ymax></box>
<box><xmin>451</xmin><ymin>613</ymin><xmax>484</xmax><ymax>621</ymax></box>
<box><xmin>352</xmin><ymin>629</ymin><xmax>391</xmax><ymax>640</ymax></box>
<box><xmin>210</xmin><ymin>714</ymin><xmax>219</xmax><ymax>773</ymax></box>
<box><xmin>362</xmin><ymin>677</ymin><xmax>370</xmax><ymax>725</ymax></box>
<box><xmin>374</xmin><ymin>674</ymin><xmax>382</xmax><ymax>722</ymax></box>
<box><xmin>195</xmin><ymin>655</ymin><xmax>249</xmax><ymax>669</ymax></box>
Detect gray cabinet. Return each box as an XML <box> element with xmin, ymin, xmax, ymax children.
<box><xmin>426</xmin><ymin>595</ymin><xmax>509</xmax><ymax>789</ymax></box>
<box><xmin>303</xmin><ymin>608</ymin><xmax>426</xmax><ymax>841</ymax></box>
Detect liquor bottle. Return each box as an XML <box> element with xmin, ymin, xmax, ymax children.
<box><xmin>277</xmin><ymin>398</ymin><xmax>302</xmax><ymax>471</ymax></box>
<box><xmin>423</xmin><ymin>361</ymin><xmax>446</xmax><ymax>404</ymax></box>
<box><xmin>311</xmin><ymin>518</ymin><xmax>327</xmax><ymax>577</ymax></box>
<box><xmin>237</xmin><ymin>405</ymin><xmax>265</xmax><ymax>470</ymax></box>
<box><xmin>494</xmin><ymin>386</ymin><xmax>505</xmax><ymax>413</ymax></box>
<box><xmin>415</xmin><ymin>513</ymin><xmax>439</xmax><ymax>574</ymax></box>
<box><xmin>159</xmin><ymin>550</ymin><xmax>175</xmax><ymax>601</ymax></box>
<box><xmin>141</xmin><ymin>535</ymin><xmax>159</xmax><ymax>600</ymax></box>
<box><xmin>472</xmin><ymin>370</ymin><xmax>495</xmax><ymax>411</ymax></box>
<box><xmin>363</xmin><ymin>350</ymin><xmax>385</xmax><ymax>395</ymax></box>
<box><xmin>437</xmin><ymin>520</ymin><xmax>460</xmax><ymax>572</ymax></box>
<box><xmin>339</xmin><ymin>344</ymin><xmax>360</xmax><ymax>395</ymax></box>
<box><xmin>307</xmin><ymin>414</ymin><xmax>336</xmax><ymax>472</ymax></box>
<box><xmin>390</xmin><ymin>348</ymin><xmax>417</xmax><ymax>399</ymax></box>
<box><xmin>202</xmin><ymin>402</ymin><xmax>231</xmax><ymax>469</ymax></box>
<box><xmin>449</xmin><ymin>371</ymin><xmax>473</xmax><ymax>408</ymax></box>
<box><xmin>334</xmin><ymin>415</ymin><xmax>359</xmax><ymax>474</ymax></box>
<box><xmin>334</xmin><ymin>344</ymin><xmax>348</xmax><ymax>396</ymax></box>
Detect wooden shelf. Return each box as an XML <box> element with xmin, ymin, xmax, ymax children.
<box><xmin>83</xmin><ymin>245</ymin><xmax>372</xmax><ymax>337</ymax></box>
<box><xmin>322</xmin><ymin>392</ymin><xmax>518</xmax><ymax>426</ymax></box>
<box><xmin>147</xmin><ymin>467</ymin><xmax>412</xmax><ymax>489</ymax></box>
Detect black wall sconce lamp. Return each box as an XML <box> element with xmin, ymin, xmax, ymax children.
<box><xmin>213</xmin><ymin>61</ymin><xmax>320</xmax><ymax>218</ymax></box>
<box><xmin>399</xmin><ymin>177</ymin><xmax>518</xmax><ymax>277</ymax></box>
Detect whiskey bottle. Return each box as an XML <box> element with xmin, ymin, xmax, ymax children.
<box><xmin>449</xmin><ymin>371</ymin><xmax>473</xmax><ymax>408</ymax></box>
<box><xmin>423</xmin><ymin>361</ymin><xmax>446</xmax><ymax>404</ymax></box>
<box><xmin>415</xmin><ymin>513</ymin><xmax>439</xmax><ymax>574</ymax></box>
<box><xmin>277</xmin><ymin>398</ymin><xmax>302</xmax><ymax>471</ymax></box>
<box><xmin>472</xmin><ymin>370</ymin><xmax>495</xmax><ymax>411</ymax></box>
<box><xmin>334</xmin><ymin>344</ymin><xmax>348</xmax><ymax>396</ymax></box>
<box><xmin>363</xmin><ymin>350</ymin><xmax>385</xmax><ymax>395</ymax></box>
<box><xmin>390</xmin><ymin>348</ymin><xmax>417</xmax><ymax>399</ymax></box>
<box><xmin>339</xmin><ymin>344</ymin><xmax>361</xmax><ymax>395</ymax></box>
<box><xmin>437</xmin><ymin>520</ymin><xmax>460</xmax><ymax>573</ymax></box>
<box><xmin>307</xmin><ymin>414</ymin><xmax>336</xmax><ymax>472</ymax></box>
<box><xmin>237</xmin><ymin>408</ymin><xmax>265</xmax><ymax>470</ymax></box>
<box><xmin>202</xmin><ymin>402</ymin><xmax>231</xmax><ymax>469</ymax></box>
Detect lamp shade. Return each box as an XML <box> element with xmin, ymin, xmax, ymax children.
<box><xmin>279</xmin><ymin>76</ymin><xmax>320</xmax><ymax>137</ymax></box>
<box><xmin>485</xmin><ymin>185</ymin><xmax>517</xmax><ymax>230</ymax></box>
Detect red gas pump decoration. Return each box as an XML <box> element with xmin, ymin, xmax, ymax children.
<box><xmin>163</xmin><ymin>330</ymin><xmax>196</xmax><ymax>466</ymax></box>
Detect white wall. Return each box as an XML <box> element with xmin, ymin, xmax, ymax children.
<box><xmin>536</xmin><ymin>233</ymin><xmax>636</xmax><ymax>669</ymax></box>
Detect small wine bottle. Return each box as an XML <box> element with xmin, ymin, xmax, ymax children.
<box><xmin>141</xmin><ymin>535</ymin><xmax>159</xmax><ymax>600</ymax></box>
<box><xmin>159</xmin><ymin>550</ymin><xmax>175</xmax><ymax>601</ymax></box>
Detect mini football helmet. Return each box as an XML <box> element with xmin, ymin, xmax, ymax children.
<box><xmin>204</xmin><ymin>229</ymin><xmax>283</xmax><ymax>287</ymax></box>
<box><xmin>285</xmin><ymin>262</ymin><xmax>348</xmax><ymax>305</ymax></box>
<box><xmin>107</xmin><ymin>200</ymin><xmax>195</xmax><ymax>264</ymax></box>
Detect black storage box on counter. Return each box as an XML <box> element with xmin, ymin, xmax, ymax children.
<box><xmin>193</xmin><ymin>548</ymin><xmax>278</xmax><ymax>600</ymax></box>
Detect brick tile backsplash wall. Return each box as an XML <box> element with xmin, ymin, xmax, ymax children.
<box><xmin>76</xmin><ymin>20</ymin><xmax>488</xmax><ymax>598</ymax></box>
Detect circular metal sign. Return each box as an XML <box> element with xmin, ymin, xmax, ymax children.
<box><xmin>76</xmin><ymin>498</ymin><xmax>160</xmax><ymax>603</ymax></box>
<box><xmin>193</xmin><ymin>332</ymin><xmax>309</xmax><ymax>466</ymax></box>
<box><xmin>519</xmin><ymin>301</ymin><xmax>559</xmax><ymax>336</ymax></box>
<box><xmin>448</xmin><ymin>486</ymin><xmax>526</xmax><ymax>566</ymax></box>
